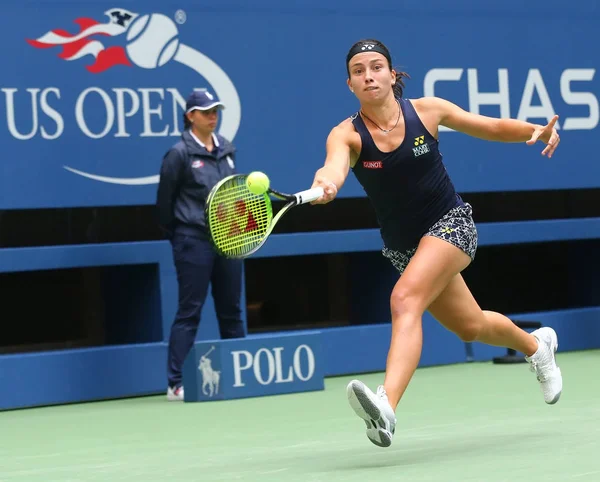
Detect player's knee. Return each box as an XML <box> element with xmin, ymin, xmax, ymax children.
<box><xmin>454</xmin><ymin>322</ymin><xmax>482</xmax><ymax>342</ymax></box>
<box><xmin>390</xmin><ymin>286</ymin><xmax>423</xmax><ymax>318</ymax></box>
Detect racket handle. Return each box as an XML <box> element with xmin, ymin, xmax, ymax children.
<box><xmin>294</xmin><ymin>187</ymin><xmax>324</xmax><ymax>204</ymax></box>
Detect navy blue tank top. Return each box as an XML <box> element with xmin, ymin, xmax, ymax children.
<box><xmin>351</xmin><ymin>97</ymin><xmax>463</xmax><ymax>251</ymax></box>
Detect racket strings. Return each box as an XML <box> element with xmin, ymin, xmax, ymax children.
<box><xmin>207</xmin><ymin>177</ymin><xmax>272</xmax><ymax>256</ymax></box>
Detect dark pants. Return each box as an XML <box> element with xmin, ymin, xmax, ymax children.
<box><xmin>167</xmin><ymin>233</ymin><xmax>244</xmax><ymax>388</ymax></box>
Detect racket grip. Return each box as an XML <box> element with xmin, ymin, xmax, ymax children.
<box><xmin>295</xmin><ymin>187</ymin><xmax>324</xmax><ymax>204</ymax></box>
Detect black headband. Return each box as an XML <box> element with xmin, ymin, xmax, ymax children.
<box><xmin>346</xmin><ymin>42</ymin><xmax>392</xmax><ymax>66</ymax></box>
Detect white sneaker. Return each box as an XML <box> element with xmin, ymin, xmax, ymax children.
<box><xmin>525</xmin><ymin>327</ymin><xmax>562</xmax><ymax>404</ymax></box>
<box><xmin>167</xmin><ymin>386</ymin><xmax>184</xmax><ymax>401</ymax></box>
<box><xmin>347</xmin><ymin>380</ymin><xmax>396</xmax><ymax>447</ymax></box>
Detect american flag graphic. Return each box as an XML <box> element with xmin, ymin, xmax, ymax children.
<box><xmin>26</xmin><ymin>9</ymin><xmax>138</xmax><ymax>74</ymax></box>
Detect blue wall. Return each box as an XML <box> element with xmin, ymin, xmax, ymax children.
<box><xmin>1</xmin><ymin>0</ymin><xmax>600</xmax><ymax>409</ymax></box>
<box><xmin>1</xmin><ymin>0</ymin><xmax>599</xmax><ymax>208</ymax></box>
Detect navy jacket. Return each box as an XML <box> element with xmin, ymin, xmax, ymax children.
<box><xmin>156</xmin><ymin>129</ymin><xmax>237</xmax><ymax>238</ymax></box>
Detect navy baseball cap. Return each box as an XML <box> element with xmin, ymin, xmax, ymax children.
<box><xmin>185</xmin><ymin>90</ymin><xmax>225</xmax><ymax>113</ymax></box>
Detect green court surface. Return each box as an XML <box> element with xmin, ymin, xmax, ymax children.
<box><xmin>1</xmin><ymin>350</ymin><xmax>598</xmax><ymax>482</ymax></box>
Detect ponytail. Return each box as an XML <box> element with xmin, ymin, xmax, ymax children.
<box><xmin>392</xmin><ymin>70</ymin><xmax>410</xmax><ymax>98</ymax></box>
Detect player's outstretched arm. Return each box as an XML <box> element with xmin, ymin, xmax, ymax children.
<box><xmin>426</xmin><ymin>97</ymin><xmax>560</xmax><ymax>158</ymax></box>
<box><xmin>311</xmin><ymin>125</ymin><xmax>352</xmax><ymax>204</ymax></box>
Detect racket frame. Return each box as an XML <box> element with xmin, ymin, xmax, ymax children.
<box><xmin>205</xmin><ymin>174</ymin><xmax>323</xmax><ymax>259</ymax></box>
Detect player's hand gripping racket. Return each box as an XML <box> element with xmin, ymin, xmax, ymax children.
<box><xmin>205</xmin><ymin>174</ymin><xmax>324</xmax><ymax>258</ymax></box>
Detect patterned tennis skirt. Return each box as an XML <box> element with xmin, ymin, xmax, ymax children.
<box><xmin>382</xmin><ymin>203</ymin><xmax>478</xmax><ymax>275</ymax></box>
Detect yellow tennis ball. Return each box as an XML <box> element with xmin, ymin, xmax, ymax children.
<box><xmin>246</xmin><ymin>171</ymin><xmax>270</xmax><ymax>195</ymax></box>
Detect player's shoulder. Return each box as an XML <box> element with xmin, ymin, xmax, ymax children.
<box><xmin>410</xmin><ymin>96</ymin><xmax>457</xmax><ymax>112</ymax></box>
<box><xmin>409</xmin><ymin>96</ymin><xmax>442</xmax><ymax>108</ymax></box>
<box><xmin>407</xmin><ymin>96</ymin><xmax>457</xmax><ymax>122</ymax></box>
<box><xmin>329</xmin><ymin>116</ymin><xmax>358</xmax><ymax>139</ymax></box>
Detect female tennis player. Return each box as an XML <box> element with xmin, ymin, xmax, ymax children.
<box><xmin>310</xmin><ymin>39</ymin><xmax>562</xmax><ymax>448</ymax></box>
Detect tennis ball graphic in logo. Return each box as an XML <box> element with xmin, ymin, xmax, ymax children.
<box><xmin>126</xmin><ymin>14</ymin><xmax>180</xmax><ymax>68</ymax></box>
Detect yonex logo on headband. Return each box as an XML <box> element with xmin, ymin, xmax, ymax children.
<box><xmin>346</xmin><ymin>40</ymin><xmax>392</xmax><ymax>69</ymax></box>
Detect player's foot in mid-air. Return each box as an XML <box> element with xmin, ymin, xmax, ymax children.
<box><xmin>347</xmin><ymin>379</ymin><xmax>396</xmax><ymax>447</ymax></box>
<box><xmin>525</xmin><ymin>327</ymin><xmax>562</xmax><ymax>404</ymax></box>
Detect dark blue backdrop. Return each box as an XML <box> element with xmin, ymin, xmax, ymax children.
<box><xmin>1</xmin><ymin>0</ymin><xmax>599</xmax><ymax>209</ymax></box>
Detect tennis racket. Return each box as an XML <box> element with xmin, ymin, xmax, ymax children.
<box><xmin>205</xmin><ymin>174</ymin><xmax>324</xmax><ymax>258</ymax></box>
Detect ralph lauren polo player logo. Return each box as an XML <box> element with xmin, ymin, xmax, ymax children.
<box><xmin>412</xmin><ymin>135</ymin><xmax>430</xmax><ymax>157</ymax></box>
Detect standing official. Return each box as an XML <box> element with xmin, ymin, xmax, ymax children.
<box><xmin>157</xmin><ymin>90</ymin><xmax>245</xmax><ymax>401</ymax></box>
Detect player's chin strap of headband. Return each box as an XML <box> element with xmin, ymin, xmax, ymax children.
<box><xmin>346</xmin><ymin>42</ymin><xmax>392</xmax><ymax>65</ymax></box>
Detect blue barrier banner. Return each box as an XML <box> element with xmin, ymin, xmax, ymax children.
<box><xmin>1</xmin><ymin>0</ymin><xmax>599</xmax><ymax>209</ymax></box>
<box><xmin>183</xmin><ymin>332</ymin><xmax>324</xmax><ymax>402</ymax></box>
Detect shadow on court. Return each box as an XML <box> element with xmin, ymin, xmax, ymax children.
<box><xmin>313</xmin><ymin>428</ymin><xmax>563</xmax><ymax>472</ymax></box>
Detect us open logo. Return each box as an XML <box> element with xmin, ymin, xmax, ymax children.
<box><xmin>24</xmin><ymin>8</ymin><xmax>241</xmax><ymax>185</ymax></box>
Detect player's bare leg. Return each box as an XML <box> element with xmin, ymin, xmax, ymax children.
<box><xmin>429</xmin><ymin>274</ymin><xmax>562</xmax><ymax>404</ymax></box>
<box><xmin>347</xmin><ymin>236</ymin><xmax>469</xmax><ymax>447</ymax></box>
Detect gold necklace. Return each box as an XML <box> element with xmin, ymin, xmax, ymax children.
<box><xmin>360</xmin><ymin>99</ymin><xmax>401</xmax><ymax>135</ymax></box>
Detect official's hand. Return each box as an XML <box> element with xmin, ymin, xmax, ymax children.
<box><xmin>526</xmin><ymin>115</ymin><xmax>560</xmax><ymax>158</ymax></box>
<box><xmin>310</xmin><ymin>177</ymin><xmax>338</xmax><ymax>205</ymax></box>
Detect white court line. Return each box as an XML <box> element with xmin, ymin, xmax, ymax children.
<box><xmin>571</xmin><ymin>471</ymin><xmax>600</xmax><ymax>479</ymax></box>
<box><xmin>0</xmin><ymin>452</ymin><xmax>63</xmax><ymax>461</ymax></box>
<box><xmin>258</xmin><ymin>468</ymin><xmax>289</xmax><ymax>475</ymax></box>
<box><xmin>1</xmin><ymin>462</ymin><xmax>123</xmax><ymax>478</ymax></box>
<box><xmin>0</xmin><ymin>439</ymin><xmax>205</xmax><ymax>463</ymax></box>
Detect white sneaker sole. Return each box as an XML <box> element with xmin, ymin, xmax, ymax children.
<box><xmin>546</xmin><ymin>329</ymin><xmax>561</xmax><ymax>405</ymax></box>
<box><xmin>347</xmin><ymin>380</ymin><xmax>393</xmax><ymax>448</ymax></box>
<box><xmin>531</xmin><ymin>328</ymin><xmax>562</xmax><ymax>405</ymax></box>
<box><xmin>547</xmin><ymin>369</ymin><xmax>562</xmax><ymax>405</ymax></box>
